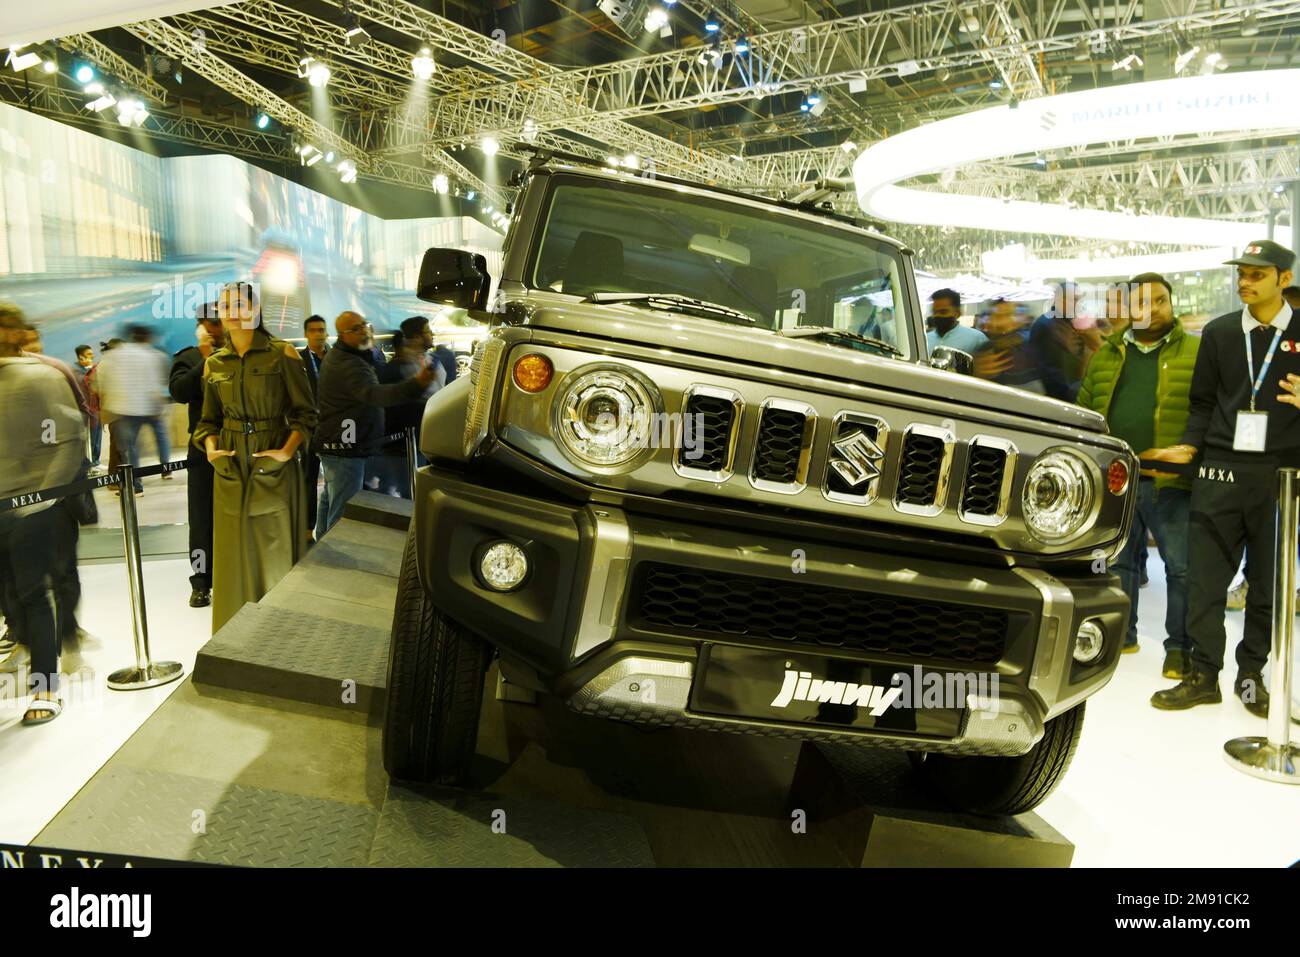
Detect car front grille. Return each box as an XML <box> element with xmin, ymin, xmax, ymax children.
<box><xmin>631</xmin><ymin>563</ymin><xmax>1008</xmax><ymax>665</ymax></box>
<box><xmin>672</xmin><ymin>388</ymin><xmax>1014</xmax><ymax>526</ymax></box>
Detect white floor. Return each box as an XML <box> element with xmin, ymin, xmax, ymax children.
<box><xmin>1</xmin><ymin>544</ymin><xmax>1296</xmax><ymax>864</ymax></box>
<box><xmin>0</xmin><ymin>559</ymin><xmax>211</xmax><ymax>846</ymax></box>
<box><xmin>1037</xmin><ymin>561</ymin><xmax>1300</xmax><ymax>868</ymax></box>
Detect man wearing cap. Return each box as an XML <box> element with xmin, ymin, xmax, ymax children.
<box><xmin>1147</xmin><ymin>240</ymin><xmax>1300</xmax><ymax>718</ymax></box>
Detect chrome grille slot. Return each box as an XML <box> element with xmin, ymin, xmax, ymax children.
<box><xmin>893</xmin><ymin>424</ymin><xmax>955</xmax><ymax>516</ymax></box>
<box><xmin>749</xmin><ymin>399</ymin><xmax>816</xmax><ymax>493</ymax></box>
<box><xmin>675</xmin><ymin>386</ymin><xmax>742</xmax><ymax>481</ymax></box>
<box><xmin>959</xmin><ymin>436</ymin><xmax>1017</xmax><ymax>526</ymax></box>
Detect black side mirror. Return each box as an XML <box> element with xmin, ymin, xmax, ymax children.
<box><xmin>418</xmin><ymin>248</ymin><xmax>491</xmax><ymax>310</ymax></box>
<box><xmin>930</xmin><ymin>345</ymin><xmax>974</xmax><ymax>376</ymax></box>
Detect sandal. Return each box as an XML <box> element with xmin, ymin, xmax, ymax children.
<box><xmin>22</xmin><ymin>697</ymin><xmax>63</xmax><ymax>726</ymax></box>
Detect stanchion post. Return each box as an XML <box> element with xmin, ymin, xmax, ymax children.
<box><xmin>404</xmin><ymin>426</ymin><xmax>418</xmax><ymax>500</ymax></box>
<box><xmin>106</xmin><ymin>463</ymin><xmax>184</xmax><ymax>692</ymax></box>
<box><xmin>1223</xmin><ymin>467</ymin><xmax>1299</xmax><ymax>783</ymax></box>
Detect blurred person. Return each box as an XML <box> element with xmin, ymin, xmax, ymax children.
<box><xmin>925</xmin><ymin>289</ymin><xmax>987</xmax><ymax>354</ymax></box>
<box><xmin>1147</xmin><ymin>241</ymin><xmax>1300</xmax><ymax>717</ymax></box>
<box><xmin>1077</xmin><ymin>274</ymin><xmax>1198</xmax><ymax>676</ymax></box>
<box><xmin>378</xmin><ymin>316</ymin><xmax>447</xmax><ymax>497</ymax></box>
<box><xmin>0</xmin><ymin>303</ymin><xmax>85</xmax><ymax>724</ymax></box>
<box><xmin>193</xmin><ymin>282</ymin><xmax>317</xmax><ymax>634</ymax></box>
<box><xmin>1284</xmin><ymin>285</ymin><xmax>1300</xmax><ymax>311</ymax></box>
<box><xmin>313</xmin><ymin>311</ymin><xmax>435</xmax><ymax>539</ymax></box>
<box><xmin>299</xmin><ymin>315</ymin><xmax>329</xmax><ymax>533</ymax></box>
<box><xmin>432</xmin><ymin>341</ymin><xmax>459</xmax><ymax>385</ymax></box>
<box><xmin>92</xmin><ymin>325</ymin><xmax>172</xmax><ymax>495</ymax></box>
<box><xmin>74</xmin><ymin>345</ymin><xmax>103</xmax><ymax>469</ymax></box>
<box><xmin>973</xmin><ymin>298</ymin><xmax>1045</xmax><ymax>392</ymax></box>
<box><xmin>1031</xmin><ymin>282</ymin><xmax>1096</xmax><ymax>401</ymax></box>
<box><xmin>169</xmin><ymin>303</ymin><xmax>225</xmax><ymax>608</ymax></box>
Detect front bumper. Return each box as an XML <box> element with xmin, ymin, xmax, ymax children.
<box><xmin>414</xmin><ymin>465</ymin><xmax>1129</xmax><ymax>757</ymax></box>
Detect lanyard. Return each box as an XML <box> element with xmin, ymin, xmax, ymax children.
<box><xmin>1245</xmin><ymin>325</ymin><xmax>1282</xmax><ymax>412</ymax></box>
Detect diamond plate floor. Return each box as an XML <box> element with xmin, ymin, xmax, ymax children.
<box><xmin>368</xmin><ymin>785</ymin><xmax>654</xmax><ymax>867</ymax></box>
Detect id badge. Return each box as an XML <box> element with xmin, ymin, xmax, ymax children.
<box><xmin>1233</xmin><ymin>411</ymin><xmax>1268</xmax><ymax>452</ymax></box>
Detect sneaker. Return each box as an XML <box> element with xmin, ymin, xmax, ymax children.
<box><xmin>0</xmin><ymin>631</ymin><xmax>16</xmax><ymax>661</ymax></box>
<box><xmin>1226</xmin><ymin>581</ymin><xmax>1248</xmax><ymax>611</ymax></box>
<box><xmin>0</xmin><ymin>644</ymin><xmax>31</xmax><ymax>673</ymax></box>
<box><xmin>1121</xmin><ymin>641</ymin><xmax>1140</xmax><ymax>655</ymax></box>
<box><xmin>161</xmin><ymin>472</ymin><xmax>173</xmax><ymax>481</ymax></box>
<box><xmin>1161</xmin><ymin>649</ymin><xmax>1190</xmax><ymax>679</ymax></box>
<box><xmin>189</xmin><ymin>587</ymin><xmax>211</xmax><ymax>608</ymax></box>
<box><xmin>1151</xmin><ymin>670</ymin><xmax>1222</xmax><ymax>710</ymax></box>
<box><xmin>1234</xmin><ymin>672</ymin><xmax>1270</xmax><ymax>718</ymax></box>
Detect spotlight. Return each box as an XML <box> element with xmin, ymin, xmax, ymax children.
<box><xmin>645</xmin><ymin>6</ymin><xmax>669</xmax><ymax>33</ymax></box>
<box><xmin>522</xmin><ymin>117</ymin><xmax>538</xmax><ymax>142</ymax></box>
<box><xmin>466</xmin><ymin>190</ymin><xmax>477</xmax><ymax>201</ymax></box>
<box><xmin>307</xmin><ymin>60</ymin><xmax>331</xmax><ymax>87</ymax></box>
<box><xmin>1202</xmin><ymin>50</ymin><xmax>1227</xmax><ymax>72</ymax></box>
<box><xmin>704</xmin><ymin>9</ymin><xmax>720</xmax><ymax>33</ymax></box>
<box><xmin>1174</xmin><ymin>41</ymin><xmax>1200</xmax><ymax>75</ymax></box>
<box><xmin>432</xmin><ymin>173</ymin><xmax>449</xmax><ymax>194</ymax></box>
<box><xmin>606</xmin><ymin>156</ymin><xmax>620</xmax><ymax>166</ymax></box>
<box><xmin>480</xmin><ymin>136</ymin><xmax>500</xmax><ymax>156</ymax></box>
<box><xmin>191</xmin><ymin>27</ymin><xmax>206</xmax><ymax>55</ymax></box>
<box><xmin>86</xmin><ymin>87</ymin><xmax>116</xmax><ymax>112</ymax></box>
<box><xmin>1111</xmin><ymin>52</ymin><xmax>1143</xmax><ymax>71</ymax></box>
<box><xmin>935</xmin><ymin>67</ymin><xmax>951</xmax><ymax>83</ymax></box>
<box><xmin>623</xmin><ymin>153</ymin><xmax>639</xmax><ymax>169</ymax></box>
<box><xmin>6</xmin><ymin>46</ymin><xmax>40</xmax><ymax>72</ymax></box>
<box><xmin>42</xmin><ymin>55</ymin><xmax>57</xmax><ymax>74</ymax></box>
<box><xmin>962</xmin><ymin>11</ymin><xmax>980</xmax><ymax>33</ymax></box>
<box><xmin>324</xmin><ymin>151</ymin><xmax>336</xmax><ymax>163</ymax></box>
<box><xmin>484</xmin><ymin>205</ymin><xmax>494</xmax><ymax>214</ymax></box>
<box><xmin>840</xmin><ymin>139</ymin><xmax>858</xmax><ymax>154</ymax></box>
<box><xmin>1242</xmin><ymin>12</ymin><xmax>1260</xmax><ymax>36</ymax></box>
<box><xmin>344</xmin><ymin>22</ymin><xmax>370</xmax><ymax>47</ymax></box>
<box><xmin>256</xmin><ymin>111</ymin><xmax>271</xmax><ymax>130</ymax></box>
<box><xmin>734</xmin><ymin>35</ymin><xmax>749</xmax><ymax>54</ymax></box>
<box><xmin>411</xmin><ymin>46</ymin><xmax>435</xmax><ymax>80</ymax></box>
<box><xmin>115</xmin><ymin>97</ymin><xmax>147</xmax><ymax>127</ymax></box>
<box><xmin>337</xmin><ymin>160</ymin><xmax>357</xmax><ymax>183</ymax></box>
<box><xmin>299</xmin><ymin>145</ymin><xmax>323</xmax><ymax>167</ymax></box>
<box><xmin>697</xmin><ymin>47</ymin><xmax>722</xmax><ymax>68</ymax></box>
<box><xmin>74</xmin><ymin>63</ymin><xmax>95</xmax><ymax>84</ymax></box>
<box><xmin>1074</xmin><ymin>36</ymin><xmax>1090</xmax><ymax>61</ymax></box>
<box><xmin>988</xmin><ymin>79</ymin><xmax>1003</xmax><ymax>90</ymax></box>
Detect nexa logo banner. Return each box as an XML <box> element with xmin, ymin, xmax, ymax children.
<box><xmin>771</xmin><ymin>670</ymin><xmax>902</xmax><ymax>714</ymax></box>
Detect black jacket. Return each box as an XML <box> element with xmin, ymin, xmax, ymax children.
<box><xmin>1182</xmin><ymin>308</ymin><xmax>1300</xmax><ymax>467</ymax></box>
<box><xmin>313</xmin><ymin>341</ymin><xmax>425</xmax><ymax>457</ymax></box>
<box><xmin>169</xmin><ymin>346</ymin><xmax>206</xmax><ymax>435</ymax></box>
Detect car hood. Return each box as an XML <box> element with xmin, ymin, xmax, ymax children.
<box><xmin>519</xmin><ymin>296</ymin><xmax>1107</xmax><ymax>433</ymax></box>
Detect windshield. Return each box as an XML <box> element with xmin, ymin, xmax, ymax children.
<box><xmin>527</xmin><ymin>175</ymin><xmax>916</xmax><ymax>359</ymax></box>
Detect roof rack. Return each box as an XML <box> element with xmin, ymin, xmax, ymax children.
<box><xmin>514</xmin><ymin>145</ymin><xmax>888</xmax><ymax>234</ymax></box>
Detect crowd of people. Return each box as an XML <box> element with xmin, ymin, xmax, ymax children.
<box><xmin>4</xmin><ymin>244</ymin><xmax>1300</xmax><ymax>729</ymax></box>
<box><xmin>930</xmin><ymin>240</ymin><xmax>1300</xmax><ymax>719</ymax></box>
<box><xmin>0</xmin><ymin>283</ymin><xmax>452</xmax><ymax>724</ymax></box>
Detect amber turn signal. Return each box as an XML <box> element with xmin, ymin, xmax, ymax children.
<box><xmin>513</xmin><ymin>353</ymin><xmax>554</xmax><ymax>393</ymax></box>
<box><xmin>1107</xmin><ymin>458</ymin><xmax>1130</xmax><ymax>495</ymax></box>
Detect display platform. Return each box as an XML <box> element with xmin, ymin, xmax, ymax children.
<box><xmin>36</xmin><ymin>491</ymin><xmax>1068</xmax><ymax>867</ymax></box>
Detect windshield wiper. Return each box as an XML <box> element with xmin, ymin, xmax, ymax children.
<box><xmin>582</xmin><ymin>291</ymin><xmax>757</xmax><ymax>325</ymax></box>
<box><xmin>776</xmin><ymin>327</ymin><xmax>903</xmax><ymax>358</ymax></box>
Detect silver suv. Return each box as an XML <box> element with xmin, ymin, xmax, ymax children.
<box><xmin>382</xmin><ymin>158</ymin><xmax>1137</xmax><ymax>816</ymax></box>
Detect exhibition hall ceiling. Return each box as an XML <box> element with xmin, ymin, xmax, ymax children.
<box><xmin>1</xmin><ymin>0</ymin><xmax>237</xmax><ymax>48</ymax></box>
<box><xmin>2</xmin><ymin>0</ymin><xmax>1298</xmax><ymax>271</ymax></box>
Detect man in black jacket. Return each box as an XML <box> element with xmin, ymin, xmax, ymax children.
<box><xmin>312</xmin><ymin>311</ymin><xmax>434</xmax><ymax>540</ymax></box>
<box><xmin>298</xmin><ymin>315</ymin><xmax>328</xmax><ymax>532</ymax></box>
<box><xmin>168</xmin><ymin>303</ymin><xmax>224</xmax><ymax>607</ymax></box>
<box><xmin>1147</xmin><ymin>240</ymin><xmax>1300</xmax><ymax>718</ymax></box>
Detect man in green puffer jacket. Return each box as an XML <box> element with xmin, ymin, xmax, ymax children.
<box><xmin>1077</xmin><ymin>273</ymin><xmax>1199</xmax><ymax>680</ymax></box>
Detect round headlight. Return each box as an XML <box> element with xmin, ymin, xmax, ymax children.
<box><xmin>478</xmin><ymin>541</ymin><xmax>528</xmax><ymax>592</ymax></box>
<box><xmin>1022</xmin><ymin>449</ymin><xmax>1097</xmax><ymax>544</ymax></box>
<box><xmin>551</xmin><ymin>365</ymin><xmax>661</xmax><ymax>471</ymax></box>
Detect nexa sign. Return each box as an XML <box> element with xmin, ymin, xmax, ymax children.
<box><xmin>770</xmin><ymin>669</ymin><xmax>901</xmax><ymax>715</ymax></box>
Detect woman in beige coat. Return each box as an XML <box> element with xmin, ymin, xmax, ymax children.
<box><xmin>192</xmin><ymin>283</ymin><xmax>317</xmax><ymax>633</ymax></box>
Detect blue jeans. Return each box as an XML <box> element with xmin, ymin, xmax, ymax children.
<box><xmin>315</xmin><ymin>455</ymin><xmax>368</xmax><ymax>541</ymax></box>
<box><xmin>89</xmin><ymin>420</ymin><xmax>102</xmax><ymax>465</ymax></box>
<box><xmin>1113</xmin><ymin>480</ymin><xmax>1190</xmax><ymax>650</ymax></box>
<box><xmin>111</xmin><ymin>415</ymin><xmax>170</xmax><ymax>491</ymax></box>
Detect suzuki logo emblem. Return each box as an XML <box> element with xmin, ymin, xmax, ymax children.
<box><xmin>830</xmin><ymin>429</ymin><xmax>884</xmax><ymax>488</ymax></box>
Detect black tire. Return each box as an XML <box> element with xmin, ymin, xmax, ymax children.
<box><xmin>383</xmin><ymin>527</ymin><xmax>492</xmax><ymax>785</ymax></box>
<box><xmin>909</xmin><ymin>703</ymin><xmax>1085</xmax><ymax>816</ymax></box>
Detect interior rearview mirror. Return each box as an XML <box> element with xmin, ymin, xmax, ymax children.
<box><xmin>930</xmin><ymin>345</ymin><xmax>974</xmax><ymax>376</ymax></box>
<box><xmin>418</xmin><ymin>248</ymin><xmax>491</xmax><ymax>311</ymax></box>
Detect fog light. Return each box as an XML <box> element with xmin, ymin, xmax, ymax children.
<box><xmin>512</xmin><ymin>353</ymin><xmax>553</xmax><ymax>393</ymax></box>
<box><xmin>1073</xmin><ymin>619</ymin><xmax>1105</xmax><ymax>664</ymax></box>
<box><xmin>478</xmin><ymin>541</ymin><xmax>528</xmax><ymax>591</ymax></box>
